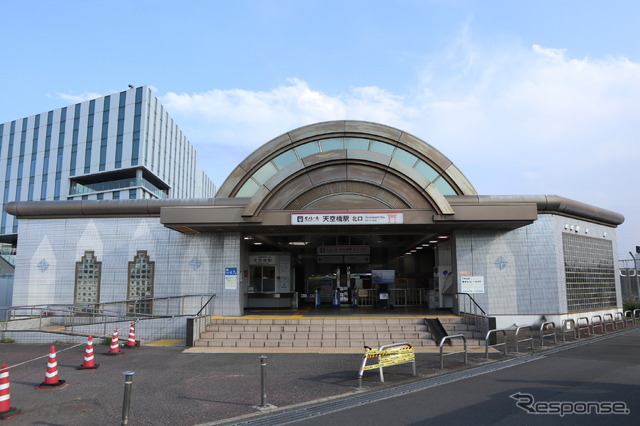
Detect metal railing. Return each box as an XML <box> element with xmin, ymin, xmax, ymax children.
<box><xmin>515</xmin><ymin>325</ymin><xmax>534</xmax><ymax>353</ymax></box>
<box><xmin>623</xmin><ymin>310</ymin><xmax>635</xmax><ymax>327</ymax></box>
<box><xmin>602</xmin><ymin>313</ymin><xmax>615</xmax><ymax>332</ymax></box>
<box><xmin>484</xmin><ymin>328</ymin><xmax>508</xmax><ymax>358</ymax></box>
<box><xmin>389</xmin><ymin>288</ymin><xmax>424</xmax><ymax>307</ymax></box>
<box><xmin>2</xmin><ymin>294</ymin><xmax>216</xmax><ymax>341</ymax></box>
<box><xmin>613</xmin><ymin>312</ymin><xmax>626</xmax><ymax>329</ymax></box>
<box><xmin>577</xmin><ymin>316</ymin><xmax>590</xmax><ymax>337</ymax></box>
<box><xmin>561</xmin><ymin>318</ymin><xmax>577</xmax><ymax>342</ymax></box>
<box><xmin>539</xmin><ymin>321</ymin><xmax>557</xmax><ymax>347</ymax></box>
<box><xmin>591</xmin><ymin>315</ymin><xmax>604</xmax><ymax>334</ymax></box>
<box><xmin>439</xmin><ymin>334</ymin><xmax>467</xmax><ymax>369</ymax></box>
<box><xmin>453</xmin><ymin>293</ymin><xmax>487</xmax><ymax>317</ymax></box>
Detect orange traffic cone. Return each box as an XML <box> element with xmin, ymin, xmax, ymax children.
<box><xmin>104</xmin><ymin>328</ymin><xmax>124</xmax><ymax>356</ymax></box>
<box><xmin>77</xmin><ymin>335</ymin><xmax>100</xmax><ymax>369</ymax></box>
<box><xmin>124</xmin><ymin>322</ymin><xmax>138</xmax><ymax>348</ymax></box>
<box><xmin>0</xmin><ymin>364</ymin><xmax>21</xmax><ymax>420</ymax></box>
<box><xmin>36</xmin><ymin>346</ymin><xmax>67</xmax><ymax>389</ymax></box>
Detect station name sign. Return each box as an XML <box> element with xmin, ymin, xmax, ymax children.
<box><xmin>291</xmin><ymin>212</ymin><xmax>404</xmax><ymax>225</ymax></box>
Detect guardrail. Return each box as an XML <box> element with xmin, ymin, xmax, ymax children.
<box><xmin>561</xmin><ymin>319</ymin><xmax>577</xmax><ymax>342</ymax></box>
<box><xmin>613</xmin><ymin>312</ymin><xmax>626</xmax><ymax>329</ymax></box>
<box><xmin>602</xmin><ymin>313</ymin><xmax>615</xmax><ymax>332</ymax></box>
<box><xmin>577</xmin><ymin>317</ymin><xmax>590</xmax><ymax>337</ymax></box>
<box><xmin>623</xmin><ymin>310</ymin><xmax>635</xmax><ymax>327</ymax></box>
<box><xmin>515</xmin><ymin>325</ymin><xmax>534</xmax><ymax>353</ymax></box>
<box><xmin>439</xmin><ymin>334</ymin><xmax>467</xmax><ymax>369</ymax></box>
<box><xmin>484</xmin><ymin>329</ymin><xmax>508</xmax><ymax>359</ymax></box>
<box><xmin>539</xmin><ymin>321</ymin><xmax>557</xmax><ymax>347</ymax></box>
<box><xmin>591</xmin><ymin>315</ymin><xmax>604</xmax><ymax>334</ymax></box>
<box><xmin>634</xmin><ymin>309</ymin><xmax>640</xmax><ymax>325</ymax></box>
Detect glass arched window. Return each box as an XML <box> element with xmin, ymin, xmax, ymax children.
<box><xmin>127</xmin><ymin>250</ymin><xmax>154</xmax><ymax>314</ymax></box>
<box><xmin>234</xmin><ymin>137</ymin><xmax>458</xmax><ymax>198</ymax></box>
<box><xmin>74</xmin><ymin>251</ymin><xmax>101</xmax><ymax>305</ymax></box>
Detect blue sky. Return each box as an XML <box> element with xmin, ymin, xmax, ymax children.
<box><xmin>1</xmin><ymin>1</ymin><xmax>639</xmax><ymax>257</ymax></box>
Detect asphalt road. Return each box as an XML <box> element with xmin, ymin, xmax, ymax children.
<box><xmin>246</xmin><ymin>329</ymin><xmax>640</xmax><ymax>426</ymax></box>
<box><xmin>1</xmin><ymin>329</ymin><xmax>638</xmax><ymax>425</ymax></box>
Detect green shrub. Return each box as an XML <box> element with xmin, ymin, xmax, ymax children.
<box><xmin>623</xmin><ymin>298</ymin><xmax>640</xmax><ymax>312</ymax></box>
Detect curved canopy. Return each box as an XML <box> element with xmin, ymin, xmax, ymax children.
<box><xmin>216</xmin><ymin>120</ymin><xmax>477</xmax><ymax>217</ymax></box>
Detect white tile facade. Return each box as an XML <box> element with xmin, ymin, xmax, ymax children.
<box><xmin>454</xmin><ymin>213</ymin><xmax>621</xmax><ymax>317</ymax></box>
<box><xmin>13</xmin><ymin>217</ymin><xmax>242</xmax><ymax>316</ymax></box>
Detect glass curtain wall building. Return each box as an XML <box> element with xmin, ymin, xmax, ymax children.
<box><xmin>0</xmin><ymin>86</ymin><xmax>215</xmax><ymax>244</ymax></box>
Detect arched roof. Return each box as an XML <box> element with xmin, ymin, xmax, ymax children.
<box><xmin>217</xmin><ymin>120</ymin><xmax>477</xmax><ymax>217</ymax></box>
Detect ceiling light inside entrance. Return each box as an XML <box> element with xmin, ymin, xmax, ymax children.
<box><xmin>288</xmin><ymin>242</ymin><xmax>307</xmax><ymax>246</ymax></box>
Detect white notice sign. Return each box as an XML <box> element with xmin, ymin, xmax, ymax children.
<box><xmin>460</xmin><ymin>276</ymin><xmax>485</xmax><ymax>293</ymax></box>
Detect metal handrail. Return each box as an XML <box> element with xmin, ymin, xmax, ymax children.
<box><xmin>515</xmin><ymin>325</ymin><xmax>534</xmax><ymax>353</ymax></box>
<box><xmin>634</xmin><ymin>309</ymin><xmax>640</xmax><ymax>325</ymax></box>
<box><xmin>561</xmin><ymin>319</ymin><xmax>577</xmax><ymax>342</ymax></box>
<box><xmin>539</xmin><ymin>321</ymin><xmax>557</xmax><ymax>347</ymax></box>
<box><xmin>576</xmin><ymin>316</ymin><xmax>590</xmax><ymax>337</ymax></box>
<box><xmin>3</xmin><ymin>294</ymin><xmax>216</xmax><ymax>336</ymax></box>
<box><xmin>484</xmin><ymin>329</ymin><xmax>508</xmax><ymax>358</ymax></box>
<box><xmin>6</xmin><ymin>294</ymin><xmax>215</xmax><ymax>318</ymax></box>
<box><xmin>195</xmin><ymin>294</ymin><xmax>217</xmax><ymax>316</ymax></box>
<box><xmin>591</xmin><ymin>315</ymin><xmax>603</xmax><ymax>334</ymax></box>
<box><xmin>453</xmin><ymin>293</ymin><xmax>487</xmax><ymax>316</ymax></box>
<box><xmin>439</xmin><ymin>334</ymin><xmax>467</xmax><ymax>369</ymax></box>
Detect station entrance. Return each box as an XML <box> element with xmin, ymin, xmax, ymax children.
<box><xmin>244</xmin><ymin>231</ymin><xmax>451</xmax><ymax>311</ymax></box>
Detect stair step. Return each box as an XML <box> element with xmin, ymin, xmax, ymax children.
<box><xmin>196</xmin><ymin>316</ymin><xmax>484</xmax><ymax>349</ymax></box>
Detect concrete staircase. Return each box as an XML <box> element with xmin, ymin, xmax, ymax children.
<box><xmin>193</xmin><ymin>317</ymin><xmax>484</xmax><ymax>350</ymax></box>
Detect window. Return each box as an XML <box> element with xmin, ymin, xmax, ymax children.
<box><xmin>74</xmin><ymin>251</ymin><xmax>101</xmax><ymax>306</ymax></box>
<box><xmin>127</xmin><ymin>251</ymin><xmax>154</xmax><ymax>314</ymax></box>
<box><xmin>563</xmin><ymin>234</ymin><xmax>616</xmax><ymax>312</ymax></box>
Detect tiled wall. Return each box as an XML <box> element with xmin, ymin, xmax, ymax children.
<box><xmin>13</xmin><ymin>217</ymin><xmax>242</xmax><ymax>316</ymax></box>
<box><xmin>454</xmin><ymin>214</ymin><xmax>620</xmax><ymax>315</ymax></box>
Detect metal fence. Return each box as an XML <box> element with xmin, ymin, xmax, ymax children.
<box><xmin>1</xmin><ymin>294</ymin><xmax>215</xmax><ymax>344</ymax></box>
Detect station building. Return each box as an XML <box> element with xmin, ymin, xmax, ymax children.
<box><xmin>5</xmin><ymin>120</ymin><xmax>625</xmax><ymax>329</ymax></box>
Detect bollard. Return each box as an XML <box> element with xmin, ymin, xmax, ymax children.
<box><xmin>121</xmin><ymin>371</ymin><xmax>135</xmax><ymax>425</ymax></box>
<box><xmin>260</xmin><ymin>356</ymin><xmax>268</xmax><ymax>408</ymax></box>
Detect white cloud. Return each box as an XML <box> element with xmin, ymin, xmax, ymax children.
<box><xmin>54</xmin><ymin>91</ymin><xmax>104</xmax><ymax>103</ymax></box>
<box><xmin>160</xmin><ymin>44</ymin><xmax>639</xmax><ymax>254</ymax></box>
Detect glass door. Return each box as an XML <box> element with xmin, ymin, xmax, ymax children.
<box><xmin>250</xmin><ymin>266</ymin><xmax>276</xmax><ymax>293</ymax></box>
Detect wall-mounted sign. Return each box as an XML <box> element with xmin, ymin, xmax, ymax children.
<box><xmin>344</xmin><ymin>255</ymin><xmax>370</xmax><ymax>264</ymax></box>
<box><xmin>292</xmin><ymin>212</ymin><xmax>404</xmax><ymax>225</ymax></box>
<box><xmin>317</xmin><ymin>255</ymin><xmax>344</xmax><ymax>264</ymax></box>
<box><xmin>460</xmin><ymin>276</ymin><xmax>485</xmax><ymax>293</ymax></box>
<box><xmin>249</xmin><ymin>255</ymin><xmax>276</xmax><ymax>266</ymax></box>
<box><xmin>225</xmin><ymin>267</ymin><xmax>238</xmax><ymax>290</ymax></box>
<box><xmin>317</xmin><ymin>245</ymin><xmax>370</xmax><ymax>255</ymax></box>
<box><xmin>317</xmin><ymin>255</ymin><xmax>371</xmax><ymax>264</ymax></box>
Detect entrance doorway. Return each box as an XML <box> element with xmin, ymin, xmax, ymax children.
<box><xmin>244</xmin><ymin>233</ymin><xmax>450</xmax><ymax>310</ymax></box>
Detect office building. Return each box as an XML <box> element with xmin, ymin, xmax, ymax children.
<box><xmin>0</xmin><ymin>85</ymin><xmax>215</xmax><ymax>246</ymax></box>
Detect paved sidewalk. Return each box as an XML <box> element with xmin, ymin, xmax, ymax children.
<box><xmin>1</xmin><ymin>329</ymin><xmax>634</xmax><ymax>425</ymax></box>
<box><xmin>0</xmin><ymin>340</ymin><xmax>491</xmax><ymax>425</ymax></box>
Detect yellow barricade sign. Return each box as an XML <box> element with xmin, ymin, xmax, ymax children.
<box><xmin>357</xmin><ymin>342</ymin><xmax>416</xmax><ymax>386</ymax></box>
<box><xmin>361</xmin><ymin>347</ymin><xmax>415</xmax><ymax>370</ymax></box>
